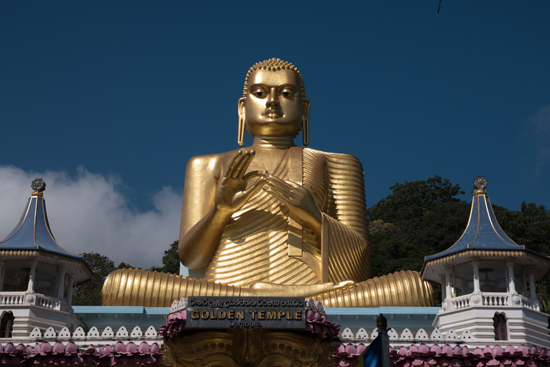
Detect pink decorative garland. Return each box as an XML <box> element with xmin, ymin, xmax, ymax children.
<box><xmin>306</xmin><ymin>308</ymin><xmax>340</xmax><ymax>340</ymax></box>
<box><xmin>333</xmin><ymin>343</ymin><xmax>550</xmax><ymax>367</ymax></box>
<box><xmin>0</xmin><ymin>341</ymin><xmax>161</xmax><ymax>366</ymax></box>
<box><xmin>159</xmin><ymin>309</ymin><xmax>187</xmax><ymax>341</ymax></box>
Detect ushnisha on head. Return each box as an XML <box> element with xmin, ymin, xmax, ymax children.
<box><xmin>238</xmin><ymin>58</ymin><xmax>310</xmax><ymax>146</ymax></box>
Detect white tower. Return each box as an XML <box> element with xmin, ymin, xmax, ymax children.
<box><xmin>0</xmin><ymin>179</ymin><xmax>92</xmax><ymax>338</ymax></box>
<box><xmin>421</xmin><ymin>177</ymin><xmax>550</xmax><ymax>348</ymax></box>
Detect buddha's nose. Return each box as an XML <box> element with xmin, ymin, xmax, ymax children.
<box><xmin>266</xmin><ymin>88</ymin><xmax>279</xmax><ymax>107</ymax></box>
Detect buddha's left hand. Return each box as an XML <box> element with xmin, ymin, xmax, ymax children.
<box><xmin>263</xmin><ymin>174</ymin><xmax>322</xmax><ymax>238</ymax></box>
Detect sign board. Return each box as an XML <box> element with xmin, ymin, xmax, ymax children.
<box><xmin>186</xmin><ymin>297</ymin><xmax>306</xmax><ymax>329</ymax></box>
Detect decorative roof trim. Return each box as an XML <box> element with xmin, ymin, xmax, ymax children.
<box><xmin>0</xmin><ymin>197</ymin><xmax>84</xmax><ymax>259</ymax></box>
<box><xmin>422</xmin><ymin>194</ymin><xmax>527</xmax><ymax>275</ymax></box>
<box><xmin>423</xmin><ymin>249</ymin><xmax>550</xmax><ymax>274</ymax></box>
<box><xmin>0</xmin><ymin>250</ymin><xmax>93</xmax><ymax>280</ymax></box>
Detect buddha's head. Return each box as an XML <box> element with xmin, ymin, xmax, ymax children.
<box><xmin>238</xmin><ymin>58</ymin><xmax>310</xmax><ymax>145</ymax></box>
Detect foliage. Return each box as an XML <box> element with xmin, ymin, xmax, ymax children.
<box><xmin>149</xmin><ymin>240</ymin><xmax>180</xmax><ymax>275</ymax></box>
<box><xmin>72</xmin><ymin>240</ymin><xmax>180</xmax><ymax>305</ymax></box>
<box><xmin>368</xmin><ymin>176</ymin><xmax>550</xmax><ymax>307</ymax></box>
<box><xmin>72</xmin><ymin>252</ymin><xmax>116</xmax><ymax>306</ymax></box>
<box><xmin>494</xmin><ymin>202</ymin><xmax>550</xmax><ymax>302</ymax></box>
<box><xmin>368</xmin><ymin>176</ymin><xmax>469</xmax><ymax>277</ymax></box>
<box><xmin>116</xmin><ymin>262</ymin><xmax>134</xmax><ymax>269</ymax></box>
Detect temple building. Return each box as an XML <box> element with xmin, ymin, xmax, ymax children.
<box><xmin>0</xmin><ymin>177</ymin><xmax>549</xmax><ymax>367</ymax></box>
<box><xmin>421</xmin><ymin>177</ymin><xmax>550</xmax><ymax>347</ymax></box>
<box><xmin>0</xmin><ymin>179</ymin><xmax>93</xmax><ymax>338</ymax></box>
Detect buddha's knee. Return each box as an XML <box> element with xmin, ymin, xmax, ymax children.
<box><xmin>101</xmin><ymin>268</ymin><xmax>249</xmax><ymax>307</ymax></box>
<box><xmin>312</xmin><ymin>270</ymin><xmax>434</xmax><ymax>307</ymax></box>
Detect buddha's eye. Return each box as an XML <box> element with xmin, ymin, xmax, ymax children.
<box><xmin>252</xmin><ymin>90</ymin><xmax>266</xmax><ymax>98</ymax></box>
<box><xmin>280</xmin><ymin>89</ymin><xmax>294</xmax><ymax>98</ymax></box>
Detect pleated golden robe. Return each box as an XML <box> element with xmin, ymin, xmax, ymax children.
<box><xmin>102</xmin><ymin>148</ymin><xmax>434</xmax><ymax>307</ymax></box>
<box><xmin>203</xmin><ymin>147</ymin><xmax>371</xmax><ymax>287</ymax></box>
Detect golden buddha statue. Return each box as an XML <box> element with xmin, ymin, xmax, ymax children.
<box><xmin>102</xmin><ymin>58</ymin><xmax>434</xmax><ymax>308</ymax></box>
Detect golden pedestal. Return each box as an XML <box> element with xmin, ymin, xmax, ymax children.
<box><xmin>160</xmin><ymin>329</ymin><xmax>335</xmax><ymax>367</ymax></box>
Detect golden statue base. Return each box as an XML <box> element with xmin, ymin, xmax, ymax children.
<box><xmin>159</xmin><ymin>329</ymin><xmax>335</xmax><ymax>367</ymax></box>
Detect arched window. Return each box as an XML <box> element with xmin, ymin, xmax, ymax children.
<box><xmin>493</xmin><ymin>313</ymin><xmax>507</xmax><ymax>340</ymax></box>
<box><xmin>0</xmin><ymin>312</ymin><xmax>15</xmax><ymax>338</ymax></box>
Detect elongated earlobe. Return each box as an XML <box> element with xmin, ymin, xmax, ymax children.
<box><xmin>302</xmin><ymin>115</ymin><xmax>309</xmax><ymax>146</ymax></box>
<box><xmin>238</xmin><ymin>118</ymin><xmax>245</xmax><ymax>145</ymax></box>
<box><xmin>302</xmin><ymin>99</ymin><xmax>310</xmax><ymax>146</ymax></box>
<box><xmin>238</xmin><ymin>98</ymin><xmax>246</xmax><ymax>146</ymax></box>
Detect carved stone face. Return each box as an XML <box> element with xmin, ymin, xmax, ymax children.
<box><xmin>240</xmin><ymin>69</ymin><xmax>309</xmax><ymax>138</ymax></box>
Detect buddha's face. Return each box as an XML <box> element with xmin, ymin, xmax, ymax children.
<box><xmin>240</xmin><ymin>69</ymin><xmax>309</xmax><ymax>138</ymax></box>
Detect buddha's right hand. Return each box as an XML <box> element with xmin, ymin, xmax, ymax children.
<box><xmin>215</xmin><ymin>150</ymin><xmax>266</xmax><ymax>214</ymax></box>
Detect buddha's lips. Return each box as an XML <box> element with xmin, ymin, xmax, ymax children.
<box><xmin>263</xmin><ymin>108</ymin><xmax>282</xmax><ymax>118</ymax></box>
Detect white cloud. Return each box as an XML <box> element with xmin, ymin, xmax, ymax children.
<box><xmin>0</xmin><ymin>166</ymin><xmax>182</xmax><ymax>269</ymax></box>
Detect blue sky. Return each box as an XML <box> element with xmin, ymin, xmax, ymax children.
<box><xmin>1</xmin><ymin>1</ymin><xmax>549</xmax><ymax>267</ymax></box>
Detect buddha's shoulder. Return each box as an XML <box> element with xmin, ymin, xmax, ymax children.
<box><xmin>186</xmin><ymin>148</ymin><xmax>245</xmax><ymax>172</ymax></box>
<box><xmin>304</xmin><ymin>148</ymin><xmax>362</xmax><ymax>165</ymax></box>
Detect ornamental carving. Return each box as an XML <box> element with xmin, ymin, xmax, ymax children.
<box><xmin>159</xmin><ymin>329</ymin><xmax>334</xmax><ymax>367</ymax></box>
<box><xmin>31</xmin><ymin>178</ymin><xmax>46</xmax><ymax>192</ymax></box>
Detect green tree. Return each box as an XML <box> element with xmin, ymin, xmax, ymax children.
<box><xmin>494</xmin><ymin>202</ymin><xmax>550</xmax><ymax>303</ymax></box>
<box><xmin>368</xmin><ymin>176</ymin><xmax>550</xmax><ymax>307</ymax></box>
<box><xmin>116</xmin><ymin>262</ymin><xmax>134</xmax><ymax>269</ymax></box>
<box><xmin>150</xmin><ymin>240</ymin><xmax>180</xmax><ymax>274</ymax></box>
<box><xmin>494</xmin><ymin>202</ymin><xmax>550</xmax><ymax>255</ymax></box>
<box><xmin>72</xmin><ymin>252</ymin><xmax>134</xmax><ymax>306</ymax></box>
<box><xmin>368</xmin><ymin>176</ymin><xmax>469</xmax><ymax>277</ymax></box>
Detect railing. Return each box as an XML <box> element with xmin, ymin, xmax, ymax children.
<box><xmin>0</xmin><ymin>292</ymin><xmax>25</xmax><ymax>305</ymax></box>
<box><xmin>444</xmin><ymin>292</ymin><xmax>542</xmax><ymax>313</ymax></box>
<box><xmin>519</xmin><ymin>295</ymin><xmax>540</xmax><ymax>311</ymax></box>
<box><xmin>482</xmin><ymin>293</ymin><xmax>509</xmax><ymax>306</ymax></box>
<box><xmin>451</xmin><ymin>295</ymin><xmax>470</xmax><ymax>310</ymax></box>
<box><xmin>36</xmin><ymin>295</ymin><xmax>60</xmax><ymax>310</ymax></box>
<box><xmin>0</xmin><ymin>291</ymin><xmax>64</xmax><ymax>311</ymax></box>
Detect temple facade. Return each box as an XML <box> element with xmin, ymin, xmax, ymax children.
<box><xmin>0</xmin><ymin>178</ymin><xmax>548</xmax><ymax>367</ymax></box>
<box><xmin>0</xmin><ymin>179</ymin><xmax>92</xmax><ymax>338</ymax></box>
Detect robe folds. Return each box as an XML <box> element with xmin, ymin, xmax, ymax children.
<box><xmin>101</xmin><ymin>148</ymin><xmax>434</xmax><ymax>307</ymax></box>
<box><xmin>204</xmin><ymin>147</ymin><xmax>371</xmax><ymax>287</ymax></box>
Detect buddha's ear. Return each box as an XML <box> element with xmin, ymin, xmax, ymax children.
<box><xmin>238</xmin><ymin>98</ymin><xmax>246</xmax><ymax>146</ymax></box>
<box><xmin>238</xmin><ymin>98</ymin><xmax>246</xmax><ymax>117</ymax></box>
<box><xmin>301</xmin><ymin>98</ymin><xmax>310</xmax><ymax>119</ymax></box>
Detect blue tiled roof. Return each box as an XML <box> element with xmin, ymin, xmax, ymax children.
<box><xmin>0</xmin><ymin>195</ymin><xmax>84</xmax><ymax>260</ymax></box>
<box><xmin>423</xmin><ymin>194</ymin><xmax>524</xmax><ymax>264</ymax></box>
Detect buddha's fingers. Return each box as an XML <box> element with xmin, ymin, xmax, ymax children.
<box><xmin>231</xmin><ymin>151</ymin><xmax>250</xmax><ymax>178</ymax></box>
<box><xmin>263</xmin><ymin>185</ymin><xmax>292</xmax><ymax>204</ymax></box>
<box><xmin>235</xmin><ymin>150</ymin><xmax>255</xmax><ymax>178</ymax></box>
<box><xmin>235</xmin><ymin>177</ymin><xmax>265</xmax><ymax>205</ymax></box>
<box><xmin>243</xmin><ymin>170</ymin><xmax>267</xmax><ymax>183</ymax></box>
<box><xmin>266</xmin><ymin>174</ymin><xmax>295</xmax><ymax>191</ymax></box>
<box><xmin>225</xmin><ymin>150</ymin><xmax>243</xmax><ymax>177</ymax></box>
